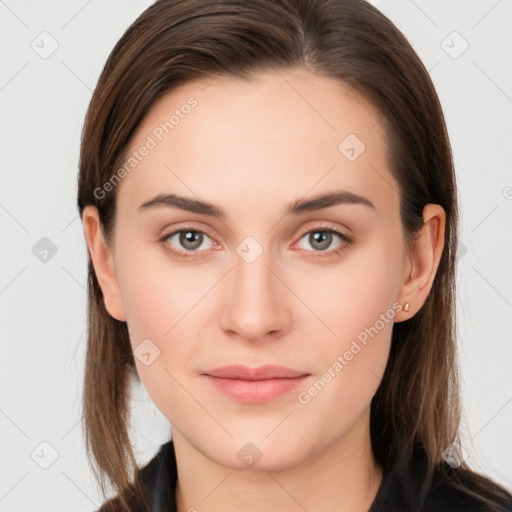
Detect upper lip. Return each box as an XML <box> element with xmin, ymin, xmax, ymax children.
<box><xmin>203</xmin><ymin>365</ymin><xmax>308</xmax><ymax>380</ymax></box>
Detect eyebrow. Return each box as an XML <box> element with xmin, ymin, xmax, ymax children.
<box><xmin>137</xmin><ymin>189</ymin><xmax>375</xmax><ymax>217</ymax></box>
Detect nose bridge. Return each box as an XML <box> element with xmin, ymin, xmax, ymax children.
<box><xmin>219</xmin><ymin>237</ymin><xmax>288</xmax><ymax>340</ymax></box>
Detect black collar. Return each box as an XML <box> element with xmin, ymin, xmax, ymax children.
<box><xmin>135</xmin><ymin>439</ymin><xmax>512</xmax><ymax>512</ymax></box>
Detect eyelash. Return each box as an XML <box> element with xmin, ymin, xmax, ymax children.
<box><xmin>158</xmin><ymin>223</ymin><xmax>354</xmax><ymax>261</ymax></box>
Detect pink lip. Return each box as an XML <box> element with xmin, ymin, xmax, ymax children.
<box><xmin>202</xmin><ymin>365</ymin><xmax>310</xmax><ymax>403</ymax></box>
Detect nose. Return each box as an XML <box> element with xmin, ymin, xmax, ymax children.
<box><xmin>219</xmin><ymin>246</ymin><xmax>291</xmax><ymax>343</ymax></box>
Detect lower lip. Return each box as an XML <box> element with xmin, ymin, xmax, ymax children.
<box><xmin>204</xmin><ymin>375</ymin><xmax>310</xmax><ymax>403</ymax></box>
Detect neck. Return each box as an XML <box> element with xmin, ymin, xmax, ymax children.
<box><xmin>172</xmin><ymin>408</ymin><xmax>383</xmax><ymax>512</ymax></box>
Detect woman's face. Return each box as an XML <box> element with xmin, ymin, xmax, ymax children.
<box><xmin>86</xmin><ymin>68</ymin><xmax>429</xmax><ymax>470</ymax></box>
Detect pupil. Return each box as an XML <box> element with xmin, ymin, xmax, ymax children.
<box><xmin>311</xmin><ymin>231</ymin><xmax>331</xmax><ymax>251</ymax></box>
<box><xmin>181</xmin><ymin>231</ymin><xmax>202</xmax><ymax>250</ymax></box>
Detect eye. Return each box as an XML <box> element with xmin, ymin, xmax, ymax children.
<box><xmin>293</xmin><ymin>225</ymin><xmax>354</xmax><ymax>258</ymax></box>
<box><xmin>159</xmin><ymin>226</ymin><xmax>218</xmax><ymax>260</ymax></box>
<box><xmin>158</xmin><ymin>223</ymin><xmax>354</xmax><ymax>261</ymax></box>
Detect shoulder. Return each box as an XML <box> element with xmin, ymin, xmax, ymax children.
<box><xmin>421</xmin><ymin>473</ymin><xmax>512</xmax><ymax>512</ymax></box>
<box><xmin>94</xmin><ymin>439</ymin><xmax>177</xmax><ymax>512</ymax></box>
<box><xmin>134</xmin><ymin>439</ymin><xmax>178</xmax><ymax>511</ymax></box>
<box><xmin>370</xmin><ymin>447</ymin><xmax>512</xmax><ymax>512</ymax></box>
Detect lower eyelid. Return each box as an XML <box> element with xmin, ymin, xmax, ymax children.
<box><xmin>160</xmin><ymin>226</ymin><xmax>353</xmax><ymax>257</ymax></box>
<box><xmin>294</xmin><ymin>229</ymin><xmax>352</xmax><ymax>252</ymax></box>
<box><xmin>163</xmin><ymin>230</ymin><xmax>216</xmax><ymax>250</ymax></box>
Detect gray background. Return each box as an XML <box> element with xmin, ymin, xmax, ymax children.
<box><xmin>1</xmin><ymin>0</ymin><xmax>511</xmax><ymax>510</ymax></box>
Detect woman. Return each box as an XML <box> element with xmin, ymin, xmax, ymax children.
<box><xmin>77</xmin><ymin>0</ymin><xmax>512</xmax><ymax>511</ymax></box>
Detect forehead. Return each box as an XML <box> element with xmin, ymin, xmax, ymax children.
<box><xmin>115</xmin><ymin>68</ymin><xmax>397</xmax><ymax>219</ymax></box>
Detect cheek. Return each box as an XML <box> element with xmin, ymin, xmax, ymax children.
<box><xmin>116</xmin><ymin>242</ymin><xmax>203</xmax><ymax>343</ymax></box>
<box><xmin>115</xmin><ymin>229</ymin><xmax>402</xmax><ymax>429</ymax></box>
<box><xmin>118</xmin><ymin>269</ymin><xmax>192</xmax><ymax>421</ymax></box>
<box><xmin>114</xmin><ymin>247</ymin><xmax>210</xmax><ymax>412</ymax></box>
<box><xmin>292</xmin><ymin>239</ymin><xmax>400</xmax><ymax>401</ymax></box>
<box><xmin>293</xmin><ymin>237</ymin><xmax>401</xmax><ymax>342</ymax></box>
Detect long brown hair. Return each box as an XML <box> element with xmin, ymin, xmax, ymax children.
<box><xmin>77</xmin><ymin>1</ymin><xmax>511</xmax><ymax>510</ymax></box>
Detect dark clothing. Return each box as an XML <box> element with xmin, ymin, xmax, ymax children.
<box><xmin>98</xmin><ymin>439</ymin><xmax>512</xmax><ymax>512</ymax></box>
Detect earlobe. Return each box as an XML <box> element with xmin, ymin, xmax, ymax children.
<box><xmin>82</xmin><ymin>205</ymin><xmax>127</xmax><ymax>322</ymax></box>
<box><xmin>396</xmin><ymin>204</ymin><xmax>446</xmax><ymax>322</ymax></box>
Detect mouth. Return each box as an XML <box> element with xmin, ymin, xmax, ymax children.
<box><xmin>201</xmin><ymin>364</ymin><xmax>311</xmax><ymax>403</ymax></box>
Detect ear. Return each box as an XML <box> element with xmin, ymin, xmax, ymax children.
<box><xmin>82</xmin><ymin>205</ymin><xmax>127</xmax><ymax>322</ymax></box>
<box><xmin>395</xmin><ymin>203</ymin><xmax>446</xmax><ymax>322</ymax></box>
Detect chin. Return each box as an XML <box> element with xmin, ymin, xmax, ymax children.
<box><xmin>199</xmin><ymin>432</ymin><xmax>311</xmax><ymax>472</ymax></box>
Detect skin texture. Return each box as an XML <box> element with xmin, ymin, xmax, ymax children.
<box><xmin>82</xmin><ymin>68</ymin><xmax>445</xmax><ymax>512</ymax></box>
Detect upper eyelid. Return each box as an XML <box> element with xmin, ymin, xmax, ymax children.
<box><xmin>292</xmin><ymin>226</ymin><xmax>353</xmax><ymax>251</ymax></box>
<box><xmin>162</xmin><ymin>223</ymin><xmax>216</xmax><ymax>243</ymax></box>
<box><xmin>161</xmin><ymin>221</ymin><xmax>352</xmax><ymax>248</ymax></box>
